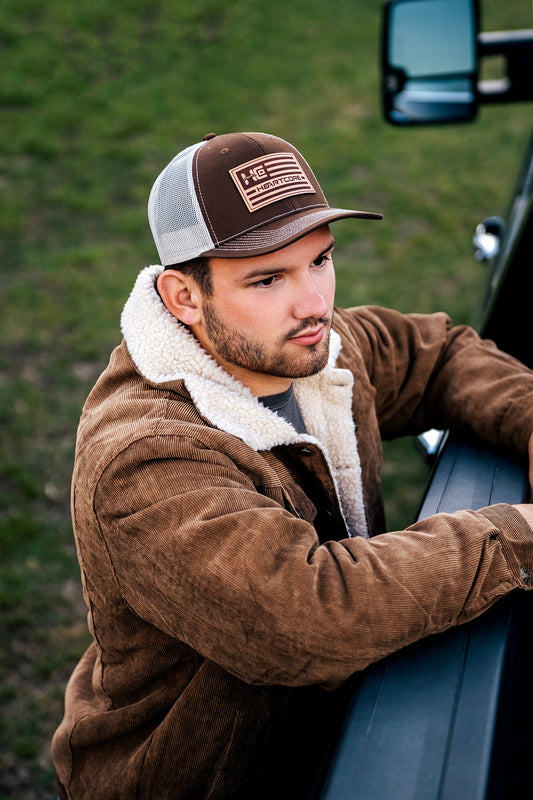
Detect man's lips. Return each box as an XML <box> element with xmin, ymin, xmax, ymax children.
<box><xmin>287</xmin><ymin>326</ymin><xmax>325</xmax><ymax>346</ymax></box>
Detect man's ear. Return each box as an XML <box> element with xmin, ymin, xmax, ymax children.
<box><xmin>156</xmin><ymin>270</ymin><xmax>202</xmax><ymax>326</ymax></box>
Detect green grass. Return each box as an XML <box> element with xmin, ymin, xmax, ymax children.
<box><xmin>1</xmin><ymin>0</ymin><xmax>532</xmax><ymax>795</ymax></box>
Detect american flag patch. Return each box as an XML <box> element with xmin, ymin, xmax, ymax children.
<box><xmin>229</xmin><ymin>152</ymin><xmax>315</xmax><ymax>212</ymax></box>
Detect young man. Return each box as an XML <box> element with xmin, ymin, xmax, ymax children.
<box><xmin>53</xmin><ymin>132</ymin><xmax>533</xmax><ymax>799</ymax></box>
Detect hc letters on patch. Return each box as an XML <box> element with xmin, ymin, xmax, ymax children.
<box><xmin>229</xmin><ymin>153</ymin><xmax>315</xmax><ymax>212</ymax></box>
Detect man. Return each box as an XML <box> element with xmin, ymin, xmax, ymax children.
<box><xmin>53</xmin><ymin>132</ymin><xmax>533</xmax><ymax>799</ymax></box>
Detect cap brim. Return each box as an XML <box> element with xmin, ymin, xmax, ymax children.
<box><xmin>200</xmin><ymin>206</ymin><xmax>382</xmax><ymax>258</ymax></box>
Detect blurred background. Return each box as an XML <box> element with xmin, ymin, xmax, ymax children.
<box><xmin>1</xmin><ymin>0</ymin><xmax>531</xmax><ymax>796</ymax></box>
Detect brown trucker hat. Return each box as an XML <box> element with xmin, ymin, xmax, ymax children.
<box><xmin>148</xmin><ymin>132</ymin><xmax>383</xmax><ymax>266</ymax></box>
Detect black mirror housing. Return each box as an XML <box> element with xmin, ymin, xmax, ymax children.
<box><xmin>382</xmin><ymin>0</ymin><xmax>533</xmax><ymax>126</ymax></box>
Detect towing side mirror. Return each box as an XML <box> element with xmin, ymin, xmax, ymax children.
<box><xmin>383</xmin><ymin>0</ymin><xmax>479</xmax><ymax>125</ymax></box>
<box><xmin>383</xmin><ymin>0</ymin><xmax>533</xmax><ymax>126</ymax></box>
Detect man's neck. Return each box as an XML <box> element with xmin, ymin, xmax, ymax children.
<box><xmin>206</xmin><ymin>354</ymin><xmax>292</xmax><ymax>396</ymax></box>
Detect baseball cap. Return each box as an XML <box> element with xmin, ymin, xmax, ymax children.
<box><xmin>148</xmin><ymin>132</ymin><xmax>383</xmax><ymax>266</ymax></box>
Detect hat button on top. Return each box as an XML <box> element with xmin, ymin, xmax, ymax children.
<box><xmin>203</xmin><ymin>133</ymin><xmax>217</xmax><ymax>141</ymax></box>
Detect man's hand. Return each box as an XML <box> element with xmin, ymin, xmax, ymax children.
<box><xmin>513</xmin><ymin>504</ymin><xmax>533</xmax><ymax>530</ymax></box>
<box><xmin>508</xmin><ymin>432</ymin><xmax>533</xmax><ymax>532</ymax></box>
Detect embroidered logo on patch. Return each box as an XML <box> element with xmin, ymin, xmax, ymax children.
<box><xmin>229</xmin><ymin>152</ymin><xmax>315</xmax><ymax>212</ymax></box>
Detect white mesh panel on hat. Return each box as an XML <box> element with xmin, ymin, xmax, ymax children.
<box><xmin>148</xmin><ymin>141</ymin><xmax>215</xmax><ymax>265</ymax></box>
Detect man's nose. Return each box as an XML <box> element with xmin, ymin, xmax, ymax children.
<box><xmin>293</xmin><ymin>275</ymin><xmax>329</xmax><ymax>320</ymax></box>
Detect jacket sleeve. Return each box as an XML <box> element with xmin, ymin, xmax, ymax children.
<box><xmin>334</xmin><ymin>305</ymin><xmax>533</xmax><ymax>451</ymax></box>
<box><xmin>94</xmin><ymin>434</ymin><xmax>533</xmax><ymax>690</ymax></box>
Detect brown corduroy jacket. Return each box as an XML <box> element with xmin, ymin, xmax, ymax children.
<box><xmin>53</xmin><ymin>265</ymin><xmax>533</xmax><ymax>799</ymax></box>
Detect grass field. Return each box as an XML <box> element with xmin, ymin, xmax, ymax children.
<box><xmin>1</xmin><ymin>0</ymin><xmax>532</xmax><ymax>796</ymax></box>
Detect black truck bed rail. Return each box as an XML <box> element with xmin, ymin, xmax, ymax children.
<box><xmin>318</xmin><ymin>436</ymin><xmax>532</xmax><ymax>800</ymax></box>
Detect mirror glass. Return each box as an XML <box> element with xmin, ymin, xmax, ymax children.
<box><xmin>383</xmin><ymin>0</ymin><xmax>479</xmax><ymax>124</ymax></box>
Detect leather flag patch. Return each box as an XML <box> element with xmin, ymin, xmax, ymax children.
<box><xmin>229</xmin><ymin>152</ymin><xmax>315</xmax><ymax>212</ymax></box>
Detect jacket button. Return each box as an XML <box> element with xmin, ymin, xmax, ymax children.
<box><xmin>520</xmin><ymin>567</ymin><xmax>532</xmax><ymax>585</ymax></box>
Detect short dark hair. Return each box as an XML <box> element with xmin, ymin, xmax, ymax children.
<box><xmin>164</xmin><ymin>256</ymin><xmax>212</xmax><ymax>296</ymax></box>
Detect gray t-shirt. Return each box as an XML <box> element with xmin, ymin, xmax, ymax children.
<box><xmin>259</xmin><ymin>384</ymin><xmax>307</xmax><ymax>434</ymax></box>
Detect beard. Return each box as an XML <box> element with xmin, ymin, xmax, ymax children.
<box><xmin>202</xmin><ymin>301</ymin><xmax>332</xmax><ymax>380</ymax></box>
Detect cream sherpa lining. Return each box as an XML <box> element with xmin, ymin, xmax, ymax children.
<box><xmin>120</xmin><ymin>265</ymin><xmax>368</xmax><ymax>538</ymax></box>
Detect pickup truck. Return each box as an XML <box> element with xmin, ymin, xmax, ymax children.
<box><xmin>316</xmin><ymin>2</ymin><xmax>533</xmax><ymax>797</ymax></box>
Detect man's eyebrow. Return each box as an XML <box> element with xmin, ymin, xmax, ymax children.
<box><xmin>240</xmin><ymin>238</ymin><xmax>336</xmax><ymax>281</ymax></box>
<box><xmin>318</xmin><ymin>238</ymin><xmax>336</xmax><ymax>257</ymax></box>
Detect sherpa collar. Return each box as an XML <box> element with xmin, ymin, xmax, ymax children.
<box><xmin>121</xmin><ymin>265</ymin><xmax>367</xmax><ymax>537</ymax></box>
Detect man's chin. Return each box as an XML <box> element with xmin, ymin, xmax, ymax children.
<box><xmin>276</xmin><ymin>347</ymin><xmax>330</xmax><ymax>379</ymax></box>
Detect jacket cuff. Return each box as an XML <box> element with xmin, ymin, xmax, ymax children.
<box><xmin>479</xmin><ymin>503</ymin><xmax>533</xmax><ymax>588</ymax></box>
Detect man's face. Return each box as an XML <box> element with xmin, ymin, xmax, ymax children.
<box><xmin>191</xmin><ymin>226</ymin><xmax>336</xmax><ymax>395</ymax></box>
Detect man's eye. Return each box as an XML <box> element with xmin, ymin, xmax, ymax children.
<box><xmin>253</xmin><ymin>275</ymin><xmax>278</xmax><ymax>288</ymax></box>
<box><xmin>312</xmin><ymin>255</ymin><xmax>329</xmax><ymax>268</ymax></box>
